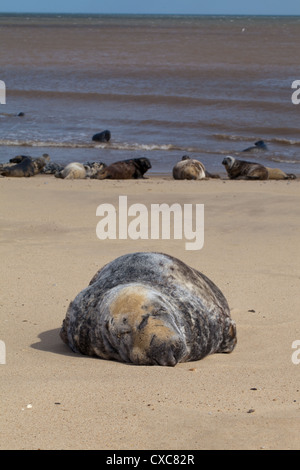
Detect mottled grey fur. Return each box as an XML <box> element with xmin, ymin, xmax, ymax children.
<box><xmin>60</xmin><ymin>252</ymin><xmax>237</xmax><ymax>366</ymax></box>
<box><xmin>42</xmin><ymin>162</ymin><xmax>64</xmax><ymax>174</ymax></box>
<box><xmin>0</xmin><ymin>154</ymin><xmax>50</xmax><ymax>177</ymax></box>
<box><xmin>55</xmin><ymin>161</ymin><xmax>106</xmax><ymax>179</ymax></box>
<box><xmin>222</xmin><ymin>156</ymin><xmax>268</xmax><ymax>180</ymax></box>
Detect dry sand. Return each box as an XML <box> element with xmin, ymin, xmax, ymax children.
<box><xmin>0</xmin><ymin>174</ymin><xmax>300</xmax><ymax>450</ymax></box>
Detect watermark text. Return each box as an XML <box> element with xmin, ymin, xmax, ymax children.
<box><xmin>291</xmin><ymin>340</ymin><xmax>300</xmax><ymax>365</ymax></box>
<box><xmin>96</xmin><ymin>196</ymin><xmax>204</xmax><ymax>251</ymax></box>
<box><xmin>291</xmin><ymin>80</ymin><xmax>300</xmax><ymax>105</ymax></box>
<box><xmin>0</xmin><ymin>340</ymin><xmax>6</xmax><ymax>364</ymax></box>
<box><xmin>0</xmin><ymin>80</ymin><xmax>6</xmax><ymax>104</ymax></box>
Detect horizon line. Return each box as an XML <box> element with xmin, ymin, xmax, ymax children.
<box><xmin>0</xmin><ymin>12</ymin><xmax>300</xmax><ymax>17</ymax></box>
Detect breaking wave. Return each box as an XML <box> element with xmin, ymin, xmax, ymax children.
<box><xmin>0</xmin><ymin>138</ymin><xmax>211</xmax><ymax>154</ymax></box>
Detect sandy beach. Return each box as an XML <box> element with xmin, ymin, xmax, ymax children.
<box><xmin>0</xmin><ymin>174</ymin><xmax>300</xmax><ymax>450</ymax></box>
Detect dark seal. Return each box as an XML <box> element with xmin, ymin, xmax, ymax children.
<box><xmin>92</xmin><ymin>130</ymin><xmax>111</xmax><ymax>142</ymax></box>
<box><xmin>222</xmin><ymin>156</ymin><xmax>268</xmax><ymax>180</ymax></box>
<box><xmin>60</xmin><ymin>252</ymin><xmax>237</xmax><ymax>366</ymax></box>
<box><xmin>242</xmin><ymin>140</ymin><xmax>268</xmax><ymax>152</ymax></box>
<box><xmin>92</xmin><ymin>157</ymin><xmax>151</xmax><ymax>180</ymax></box>
<box><xmin>0</xmin><ymin>154</ymin><xmax>50</xmax><ymax>177</ymax></box>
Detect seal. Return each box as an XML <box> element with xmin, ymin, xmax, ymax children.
<box><xmin>173</xmin><ymin>156</ymin><xmax>220</xmax><ymax>180</ymax></box>
<box><xmin>92</xmin><ymin>157</ymin><xmax>151</xmax><ymax>180</ymax></box>
<box><xmin>55</xmin><ymin>161</ymin><xmax>107</xmax><ymax>179</ymax></box>
<box><xmin>222</xmin><ymin>156</ymin><xmax>268</xmax><ymax>180</ymax></box>
<box><xmin>55</xmin><ymin>162</ymin><xmax>86</xmax><ymax>179</ymax></box>
<box><xmin>92</xmin><ymin>130</ymin><xmax>111</xmax><ymax>142</ymax></box>
<box><xmin>85</xmin><ymin>161</ymin><xmax>107</xmax><ymax>177</ymax></box>
<box><xmin>0</xmin><ymin>154</ymin><xmax>50</xmax><ymax>177</ymax></box>
<box><xmin>60</xmin><ymin>252</ymin><xmax>237</xmax><ymax>366</ymax></box>
<box><xmin>242</xmin><ymin>140</ymin><xmax>268</xmax><ymax>152</ymax></box>
<box><xmin>42</xmin><ymin>162</ymin><xmax>64</xmax><ymax>174</ymax></box>
<box><xmin>266</xmin><ymin>167</ymin><xmax>297</xmax><ymax>180</ymax></box>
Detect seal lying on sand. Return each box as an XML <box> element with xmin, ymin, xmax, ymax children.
<box><xmin>92</xmin><ymin>157</ymin><xmax>151</xmax><ymax>180</ymax></box>
<box><xmin>55</xmin><ymin>162</ymin><xmax>86</xmax><ymax>179</ymax></box>
<box><xmin>55</xmin><ymin>161</ymin><xmax>106</xmax><ymax>179</ymax></box>
<box><xmin>173</xmin><ymin>156</ymin><xmax>220</xmax><ymax>180</ymax></box>
<box><xmin>42</xmin><ymin>162</ymin><xmax>64</xmax><ymax>174</ymax></box>
<box><xmin>0</xmin><ymin>154</ymin><xmax>50</xmax><ymax>177</ymax></box>
<box><xmin>222</xmin><ymin>156</ymin><xmax>268</xmax><ymax>180</ymax></box>
<box><xmin>60</xmin><ymin>252</ymin><xmax>237</xmax><ymax>366</ymax></box>
<box><xmin>242</xmin><ymin>140</ymin><xmax>268</xmax><ymax>152</ymax></box>
<box><xmin>266</xmin><ymin>167</ymin><xmax>296</xmax><ymax>180</ymax></box>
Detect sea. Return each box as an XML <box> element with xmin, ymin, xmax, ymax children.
<box><xmin>0</xmin><ymin>13</ymin><xmax>300</xmax><ymax>175</ymax></box>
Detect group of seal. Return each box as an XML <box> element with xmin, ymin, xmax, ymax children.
<box><xmin>60</xmin><ymin>252</ymin><xmax>237</xmax><ymax>366</ymax></box>
<box><xmin>53</xmin><ymin>157</ymin><xmax>151</xmax><ymax>180</ymax></box>
<box><xmin>0</xmin><ymin>154</ymin><xmax>50</xmax><ymax>177</ymax></box>
<box><xmin>171</xmin><ymin>140</ymin><xmax>296</xmax><ymax>181</ymax></box>
<box><xmin>0</xmin><ymin>135</ymin><xmax>296</xmax><ymax>181</ymax></box>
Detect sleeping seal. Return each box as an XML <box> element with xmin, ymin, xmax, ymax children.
<box><xmin>173</xmin><ymin>156</ymin><xmax>220</xmax><ymax>180</ymax></box>
<box><xmin>0</xmin><ymin>154</ymin><xmax>50</xmax><ymax>177</ymax></box>
<box><xmin>55</xmin><ymin>161</ymin><xmax>107</xmax><ymax>179</ymax></box>
<box><xmin>55</xmin><ymin>162</ymin><xmax>87</xmax><ymax>179</ymax></box>
<box><xmin>92</xmin><ymin>157</ymin><xmax>151</xmax><ymax>180</ymax></box>
<box><xmin>60</xmin><ymin>252</ymin><xmax>237</xmax><ymax>366</ymax></box>
<box><xmin>222</xmin><ymin>156</ymin><xmax>268</xmax><ymax>180</ymax></box>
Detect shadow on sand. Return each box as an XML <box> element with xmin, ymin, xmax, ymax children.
<box><xmin>31</xmin><ymin>328</ymin><xmax>76</xmax><ymax>357</ymax></box>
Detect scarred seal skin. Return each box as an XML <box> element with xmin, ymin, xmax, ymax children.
<box><xmin>60</xmin><ymin>252</ymin><xmax>237</xmax><ymax>366</ymax></box>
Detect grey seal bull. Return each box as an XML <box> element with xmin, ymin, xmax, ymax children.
<box><xmin>60</xmin><ymin>252</ymin><xmax>237</xmax><ymax>366</ymax></box>
<box><xmin>222</xmin><ymin>156</ymin><xmax>268</xmax><ymax>180</ymax></box>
